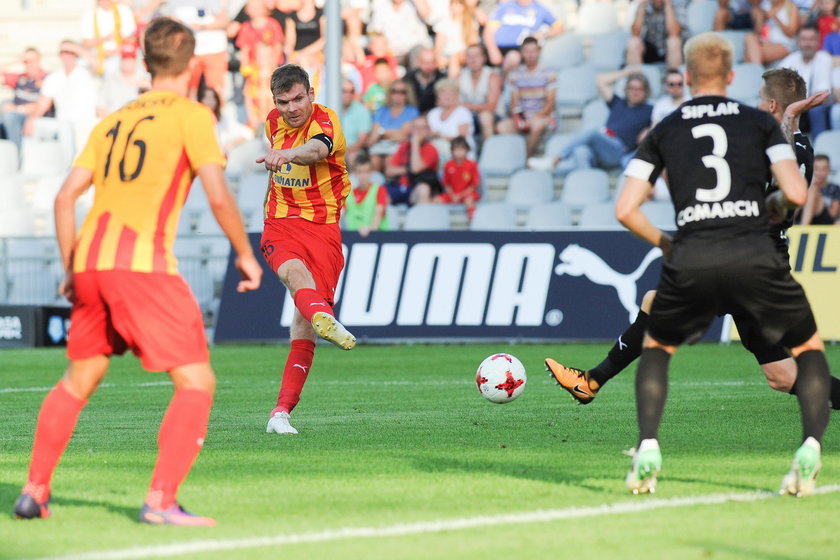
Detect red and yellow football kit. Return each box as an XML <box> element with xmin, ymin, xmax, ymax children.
<box><xmin>69</xmin><ymin>90</ymin><xmax>226</xmax><ymax>371</ymax></box>
<box><xmin>263</xmin><ymin>103</ymin><xmax>351</xmax><ymax>223</ymax></box>
<box><xmin>260</xmin><ymin>104</ymin><xmax>351</xmax><ymax>305</ymax></box>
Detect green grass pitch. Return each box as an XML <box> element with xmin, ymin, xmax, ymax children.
<box><xmin>1</xmin><ymin>342</ymin><xmax>839</xmax><ymax>559</ymax></box>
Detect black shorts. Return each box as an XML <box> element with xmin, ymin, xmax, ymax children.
<box><xmin>647</xmin><ymin>251</ymin><xmax>817</xmax><ymax>350</ymax></box>
<box><xmin>732</xmin><ymin>313</ymin><xmax>790</xmax><ymax>365</ymax></box>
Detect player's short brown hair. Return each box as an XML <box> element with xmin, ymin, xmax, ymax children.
<box><xmin>143</xmin><ymin>17</ymin><xmax>195</xmax><ymax>78</ymax></box>
<box><xmin>271</xmin><ymin>64</ymin><xmax>311</xmax><ymax>97</ymax></box>
<box><xmin>684</xmin><ymin>32</ymin><xmax>733</xmax><ymax>87</ymax></box>
<box><xmin>762</xmin><ymin>68</ymin><xmax>806</xmax><ymax>112</ymax></box>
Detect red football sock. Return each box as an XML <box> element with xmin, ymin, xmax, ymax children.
<box><xmin>26</xmin><ymin>382</ymin><xmax>87</xmax><ymax>497</ymax></box>
<box><xmin>293</xmin><ymin>288</ymin><xmax>333</xmax><ymax>323</ymax></box>
<box><xmin>147</xmin><ymin>388</ymin><xmax>213</xmax><ymax>510</ymax></box>
<box><xmin>273</xmin><ymin>339</ymin><xmax>316</xmax><ymax>415</ymax></box>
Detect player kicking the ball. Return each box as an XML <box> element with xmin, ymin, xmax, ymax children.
<box><xmin>13</xmin><ymin>18</ymin><xmax>262</xmax><ymax>524</ymax></box>
<box><xmin>257</xmin><ymin>64</ymin><xmax>356</xmax><ymax>436</ymax></box>
<box><xmin>614</xmin><ymin>32</ymin><xmax>830</xmax><ymax>496</ymax></box>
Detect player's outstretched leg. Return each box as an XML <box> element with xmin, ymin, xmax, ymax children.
<box><xmin>780</xmin><ymin>437</ymin><xmax>821</xmax><ymax>497</ymax></box>
<box><xmin>545</xmin><ymin>359</ymin><xmax>597</xmax><ymax>404</ymax></box>
<box><xmin>626</xmin><ymin>439</ymin><xmax>662</xmax><ymax>494</ymax></box>
<box><xmin>311</xmin><ymin>311</ymin><xmax>356</xmax><ymax>350</ymax></box>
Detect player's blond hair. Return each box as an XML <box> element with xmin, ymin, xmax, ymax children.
<box><xmin>684</xmin><ymin>32</ymin><xmax>733</xmax><ymax>88</ymax></box>
<box><xmin>143</xmin><ymin>17</ymin><xmax>195</xmax><ymax>78</ymax></box>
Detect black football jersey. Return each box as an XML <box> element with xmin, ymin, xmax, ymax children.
<box><xmin>765</xmin><ymin>130</ymin><xmax>814</xmax><ymax>253</ymax></box>
<box><xmin>627</xmin><ymin>96</ymin><xmax>794</xmax><ymax>260</ymax></box>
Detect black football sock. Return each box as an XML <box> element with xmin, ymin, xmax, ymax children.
<box><xmin>589</xmin><ymin>311</ymin><xmax>648</xmax><ymax>389</ymax></box>
<box><xmin>830</xmin><ymin>376</ymin><xmax>840</xmax><ymax>410</ymax></box>
<box><xmin>792</xmin><ymin>350</ymin><xmax>830</xmax><ymax>442</ymax></box>
<box><xmin>636</xmin><ymin>347</ymin><xmax>670</xmax><ymax>442</ymax></box>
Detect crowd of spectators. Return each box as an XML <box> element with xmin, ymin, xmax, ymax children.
<box><xmin>2</xmin><ymin>0</ymin><xmax>840</xmax><ymax>232</ymax></box>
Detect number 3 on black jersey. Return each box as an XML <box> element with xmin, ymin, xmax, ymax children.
<box><xmin>691</xmin><ymin>123</ymin><xmax>731</xmax><ymax>203</ymax></box>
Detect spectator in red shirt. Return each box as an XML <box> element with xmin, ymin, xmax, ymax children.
<box><xmin>813</xmin><ymin>0</ymin><xmax>839</xmax><ymax>46</ymax></box>
<box><xmin>359</xmin><ymin>32</ymin><xmax>399</xmax><ymax>93</ymax></box>
<box><xmin>385</xmin><ymin>115</ymin><xmax>441</xmax><ymax>205</ymax></box>
<box><xmin>435</xmin><ymin>136</ymin><xmax>480</xmax><ymax>220</ymax></box>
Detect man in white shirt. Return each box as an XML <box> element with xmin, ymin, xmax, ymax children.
<box><xmin>779</xmin><ymin>24</ymin><xmax>833</xmax><ymax>138</ymax></box>
<box><xmin>23</xmin><ymin>41</ymin><xmax>99</xmax><ymax>167</ymax></box>
<box><xmin>650</xmin><ymin>68</ymin><xmax>690</xmax><ymax>124</ymax></box>
<box><xmin>80</xmin><ymin>0</ymin><xmax>137</xmax><ymax>76</ymax></box>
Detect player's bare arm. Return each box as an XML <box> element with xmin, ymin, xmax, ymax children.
<box><xmin>615</xmin><ymin>175</ymin><xmax>665</xmax><ymax>249</ymax></box>
<box><xmin>780</xmin><ymin>90</ymin><xmax>831</xmax><ymax>142</ymax></box>
<box><xmin>54</xmin><ymin>167</ymin><xmax>93</xmax><ymax>300</ymax></box>
<box><xmin>257</xmin><ymin>138</ymin><xmax>329</xmax><ymax>172</ymax></box>
<box><xmin>196</xmin><ymin>163</ymin><xmax>262</xmax><ymax>293</ymax></box>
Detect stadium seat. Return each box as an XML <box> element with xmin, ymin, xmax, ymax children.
<box><xmin>237</xmin><ymin>170</ymin><xmax>269</xmax><ymax>205</ymax></box>
<box><xmin>193</xmin><ymin>210</ymin><xmax>225</xmax><ymax>236</ymax></box>
<box><xmin>641</xmin><ymin>201</ymin><xmax>676</xmax><ymax>229</ymax></box>
<box><xmin>559</xmin><ymin>168</ymin><xmax>611</xmax><ymax>209</ymax></box>
<box><xmin>402</xmin><ymin>203</ymin><xmax>452</xmax><ymax>231</ymax></box>
<box><xmin>470</xmin><ymin>202</ymin><xmax>518</xmax><ymax>231</ymax></box>
<box><xmin>576</xmin><ymin>1</ymin><xmax>619</xmax><ymax>35</ymax></box>
<box><xmin>540</xmin><ymin>33</ymin><xmax>584</xmax><ymax>70</ymax></box>
<box><xmin>730</xmin><ymin>63</ymin><xmax>764</xmax><ymax>106</ymax></box>
<box><xmin>580</xmin><ymin>99</ymin><xmax>610</xmax><ymax>130</ymax></box>
<box><xmin>718</xmin><ymin>30</ymin><xmax>747</xmax><ymax>64</ymax></box>
<box><xmin>20</xmin><ymin>138</ymin><xmax>66</xmax><ymax>179</ymax></box>
<box><xmin>385</xmin><ymin>204</ymin><xmax>406</xmax><ymax>230</ymax></box>
<box><xmin>686</xmin><ymin>0</ymin><xmax>717</xmax><ymax>35</ymax></box>
<box><xmin>504</xmin><ymin>169</ymin><xmax>555</xmax><ymax>210</ymax></box>
<box><xmin>183</xmin><ymin>178</ymin><xmax>210</xmax><ymax>217</ymax></box>
<box><xmin>0</xmin><ymin>174</ymin><xmax>26</xmax><ymax>210</ymax></box>
<box><xmin>30</xmin><ymin>176</ymin><xmax>64</xmax><ymax>212</ymax></box>
<box><xmin>814</xmin><ymin>130</ymin><xmax>840</xmax><ymax>165</ymax></box>
<box><xmin>173</xmin><ymin>235</ymin><xmax>231</xmax><ymax>306</ymax></box>
<box><xmin>525</xmin><ymin>202</ymin><xmax>573</xmax><ymax>230</ymax></box>
<box><xmin>477</xmin><ymin>134</ymin><xmax>527</xmax><ymax>178</ymax></box>
<box><xmin>577</xmin><ymin>201</ymin><xmax>622</xmax><ymax>227</ymax></box>
<box><xmin>0</xmin><ymin>139</ymin><xmax>19</xmax><ymax>174</ymax></box>
<box><xmin>586</xmin><ymin>30</ymin><xmax>629</xmax><ymax>72</ymax></box>
<box><xmin>554</xmin><ymin>65</ymin><xmax>598</xmax><ymax>117</ymax></box>
<box><xmin>0</xmin><ymin>208</ymin><xmax>36</xmax><ymax>236</ymax></box>
<box><xmin>5</xmin><ymin>237</ymin><xmax>59</xmax><ymax>258</ymax></box>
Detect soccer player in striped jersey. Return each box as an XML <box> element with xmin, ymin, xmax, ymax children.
<box><xmin>13</xmin><ymin>17</ymin><xmax>262</xmax><ymax>525</ymax></box>
<box><xmin>257</xmin><ymin>64</ymin><xmax>356</xmax><ymax>436</ymax></box>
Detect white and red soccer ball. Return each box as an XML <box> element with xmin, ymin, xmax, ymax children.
<box><xmin>476</xmin><ymin>353</ymin><xmax>527</xmax><ymax>404</ymax></box>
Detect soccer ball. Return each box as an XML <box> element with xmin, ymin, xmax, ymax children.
<box><xmin>476</xmin><ymin>353</ymin><xmax>527</xmax><ymax>404</ymax></box>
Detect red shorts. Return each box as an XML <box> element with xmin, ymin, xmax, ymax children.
<box><xmin>260</xmin><ymin>217</ymin><xmax>344</xmax><ymax>306</ymax></box>
<box><xmin>67</xmin><ymin>271</ymin><xmax>209</xmax><ymax>372</ymax></box>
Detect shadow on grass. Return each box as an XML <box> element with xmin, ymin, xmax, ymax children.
<box><xmin>402</xmin><ymin>455</ymin><xmax>769</xmax><ymax>495</ymax></box>
<box><xmin>682</xmin><ymin>541</ymin><xmax>803</xmax><ymax>560</ymax></box>
<box><xmin>0</xmin><ymin>481</ymin><xmax>138</xmax><ymax>521</ymax></box>
<box><xmin>403</xmin><ymin>453</ymin><xmax>610</xmax><ymax>493</ymax></box>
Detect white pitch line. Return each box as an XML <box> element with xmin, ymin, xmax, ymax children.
<box><xmin>27</xmin><ymin>484</ymin><xmax>840</xmax><ymax>560</ymax></box>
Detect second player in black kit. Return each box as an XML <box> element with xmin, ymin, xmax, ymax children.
<box><xmin>615</xmin><ymin>32</ymin><xmax>831</xmax><ymax>497</ymax></box>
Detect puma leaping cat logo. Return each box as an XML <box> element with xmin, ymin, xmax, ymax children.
<box><xmin>554</xmin><ymin>244</ymin><xmax>662</xmax><ymax>323</ymax></box>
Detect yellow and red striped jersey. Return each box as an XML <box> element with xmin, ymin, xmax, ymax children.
<box><xmin>264</xmin><ymin>103</ymin><xmax>351</xmax><ymax>223</ymax></box>
<box><xmin>72</xmin><ymin>90</ymin><xmax>226</xmax><ymax>274</ymax></box>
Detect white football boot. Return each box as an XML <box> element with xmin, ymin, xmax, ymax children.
<box><xmin>266</xmin><ymin>411</ymin><xmax>298</xmax><ymax>434</ymax></box>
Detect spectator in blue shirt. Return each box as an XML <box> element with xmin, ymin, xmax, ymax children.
<box><xmin>482</xmin><ymin>0</ymin><xmax>564</xmax><ymax>67</ymax></box>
